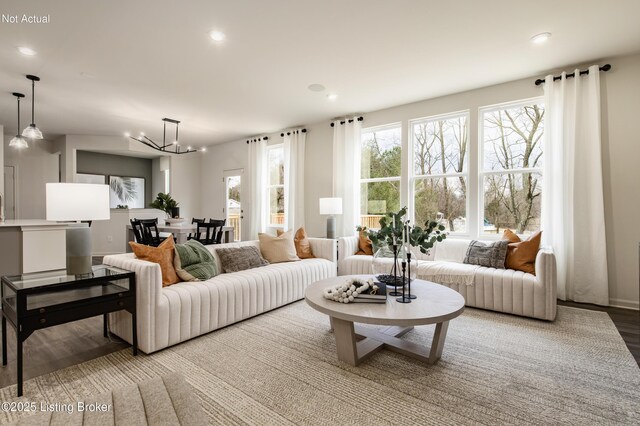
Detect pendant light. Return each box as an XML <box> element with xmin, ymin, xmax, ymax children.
<box><xmin>21</xmin><ymin>74</ymin><xmax>43</xmax><ymax>139</ymax></box>
<box><xmin>9</xmin><ymin>93</ymin><xmax>29</xmax><ymax>149</ymax></box>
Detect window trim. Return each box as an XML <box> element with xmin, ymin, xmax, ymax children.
<box><xmin>478</xmin><ymin>97</ymin><xmax>544</xmax><ymax>238</ymax></box>
<box><xmin>408</xmin><ymin>110</ymin><xmax>470</xmax><ymax>236</ymax></box>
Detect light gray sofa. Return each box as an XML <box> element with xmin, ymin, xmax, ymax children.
<box><xmin>338</xmin><ymin>236</ymin><xmax>557</xmax><ymax>321</ymax></box>
<box><xmin>104</xmin><ymin>238</ymin><xmax>337</xmax><ymax>353</ymax></box>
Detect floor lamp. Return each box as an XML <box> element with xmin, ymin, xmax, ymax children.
<box><xmin>319</xmin><ymin>198</ymin><xmax>342</xmax><ymax>239</ymax></box>
<box><xmin>46</xmin><ymin>183</ymin><xmax>110</xmax><ymax>275</ymax></box>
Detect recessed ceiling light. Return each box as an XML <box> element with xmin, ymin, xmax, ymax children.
<box><xmin>124</xmin><ymin>132</ymin><xmax>130</xmax><ymax>137</ymax></box>
<box><xmin>17</xmin><ymin>46</ymin><xmax>37</xmax><ymax>56</ymax></box>
<box><xmin>209</xmin><ymin>30</ymin><xmax>226</xmax><ymax>42</ymax></box>
<box><xmin>530</xmin><ymin>32</ymin><xmax>552</xmax><ymax>44</ymax></box>
<box><xmin>327</xmin><ymin>93</ymin><xmax>338</xmax><ymax>101</ymax></box>
<box><xmin>201</xmin><ymin>147</ymin><xmax>207</xmax><ymax>153</ymax></box>
<box><xmin>308</xmin><ymin>84</ymin><xmax>326</xmax><ymax>92</ymax></box>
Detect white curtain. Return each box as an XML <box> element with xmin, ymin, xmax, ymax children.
<box><xmin>248</xmin><ymin>138</ymin><xmax>267</xmax><ymax>238</ymax></box>
<box><xmin>542</xmin><ymin>66</ymin><xmax>609</xmax><ymax>305</ymax></box>
<box><xmin>284</xmin><ymin>130</ymin><xmax>306</xmax><ymax>230</ymax></box>
<box><xmin>332</xmin><ymin>119</ymin><xmax>362</xmax><ymax>237</ymax></box>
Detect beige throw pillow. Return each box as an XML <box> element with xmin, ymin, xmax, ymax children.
<box><xmin>259</xmin><ymin>231</ymin><xmax>300</xmax><ymax>263</ymax></box>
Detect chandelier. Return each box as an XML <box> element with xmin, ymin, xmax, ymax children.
<box><xmin>130</xmin><ymin>118</ymin><xmax>199</xmax><ymax>154</ymax></box>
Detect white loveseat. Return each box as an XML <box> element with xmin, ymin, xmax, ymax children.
<box><xmin>104</xmin><ymin>238</ymin><xmax>337</xmax><ymax>353</ymax></box>
<box><xmin>338</xmin><ymin>236</ymin><xmax>557</xmax><ymax>321</ymax></box>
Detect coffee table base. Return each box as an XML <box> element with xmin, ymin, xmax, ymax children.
<box><xmin>330</xmin><ymin>317</ymin><xmax>450</xmax><ymax>366</ymax></box>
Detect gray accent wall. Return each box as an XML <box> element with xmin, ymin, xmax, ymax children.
<box><xmin>76</xmin><ymin>150</ymin><xmax>153</xmax><ymax>206</ymax></box>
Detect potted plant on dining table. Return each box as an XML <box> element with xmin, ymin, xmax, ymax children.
<box><xmin>150</xmin><ymin>192</ymin><xmax>183</xmax><ymax>224</ymax></box>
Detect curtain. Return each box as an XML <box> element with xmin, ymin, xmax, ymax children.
<box><xmin>284</xmin><ymin>130</ymin><xmax>306</xmax><ymax>230</ymax></box>
<box><xmin>248</xmin><ymin>138</ymin><xmax>267</xmax><ymax>238</ymax></box>
<box><xmin>332</xmin><ymin>119</ymin><xmax>362</xmax><ymax>237</ymax></box>
<box><xmin>542</xmin><ymin>65</ymin><xmax>609</xmax><ymax>305</ymax></box>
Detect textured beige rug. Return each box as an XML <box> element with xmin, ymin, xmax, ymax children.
<box><xmin>1</xmin><ymin>303</ymin><xmax>639</xmax><ymax>425</ymax></box>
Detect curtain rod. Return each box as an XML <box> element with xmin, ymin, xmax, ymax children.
<box><xmin>245</xmin><ymin>136</ymin><xmax>269</xmax><ymax>144</ymax></box>
<box><xmin>534</xmin><ymin>64</ymin><xmax>611</xmax><ymax>86</ymax></box>
<box><xmin>330</xmin><ymin>116</ymin><xmax>364</xmax><ymax>127</ymax></box>
<box><xmin>280</xmin><ymin>128</ymin><xmax>307</xmax><ymax>137</ymax></box>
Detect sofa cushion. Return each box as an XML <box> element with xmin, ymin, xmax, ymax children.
<box><xmin>463</xmin><ymin>240</ymin><xmax>509</xmax><ymax>269</ymax></box>
<box><xmin>433</xmin><ymin>239</ymin><xmax>470</xmax><ymax>263</ymax></box>
<box><xmin>174</xmin><ymin>240</ymin><xmax>218</xmax><ymax>281</ymax></box>
<box><xmin>259</xmin><ymin>231</ymin><xmax>300</xmax><ymax>263</ymax></box>
<box><xmin>216</xmin><ymin>246</ymin><xmax>269</xmax><ymax>273</ymax></box>
<box><xmin>129</xmin><ymin>236</ymin><xmax>180</xmax><ymax>286</ymax></box>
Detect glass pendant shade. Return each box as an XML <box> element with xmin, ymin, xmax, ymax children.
<box><xmin>9</xmin><ymin>135</ymin><xmax>29</xmax><ymax>149</ymax></box>
<box><xmin>22</xmin><ymin>123</ymin><xmax>43</xmax><ymax>139</ymax></box>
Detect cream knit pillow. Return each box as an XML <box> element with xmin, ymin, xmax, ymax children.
<box><xmin>258</xmin><ymin>230</ymin><xmax>300</xmax><ymax>263</ymax></box>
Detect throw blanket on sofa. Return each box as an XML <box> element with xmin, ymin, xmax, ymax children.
<box><xmin>417</xmin><ymin>261</ymin><xmax>479</xmax><ymax>286</ymax></box>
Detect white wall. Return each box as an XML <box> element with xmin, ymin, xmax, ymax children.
<box><xmin>170</xmin><ymin>153</ymin><xmax>202</xmax><ymax>221</ymax></box>
<box><xmin>203</xmin><ymin>52</ymin><xmax>640</xmax><ymax>309</ymax></box>
<box><xmin>3</xmin><ymin>135</ymin><xmax>60</xmax><ymax>219</ymax></box>
<box><xmin>0</xmin><ymin>126</ymin><xmax>4</xmax><ymax>206</ymax></box>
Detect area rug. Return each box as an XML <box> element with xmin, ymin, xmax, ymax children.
<box><xmin>1</xmin><ymin>303</ymin><xmax>638</xmax><ymax>425</ymax></box>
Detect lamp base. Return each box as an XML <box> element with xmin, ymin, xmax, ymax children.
<box><xmin>326</xmin><ymin>216</ymin><xmax>336</xmax><ymax>239</ymax></box>
<box><xmin>66</xmin><ymin>226</ymin><xmax>92</xmax><ymax>276</ymax></box>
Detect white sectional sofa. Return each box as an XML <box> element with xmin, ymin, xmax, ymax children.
<box><xmin>338</xmin><ymin>236</ymin><xmax>557</xmax><ymax>321</ymax></box>
<box><xmin>104</xmin><ymin>238</ymin><xmax>337</xmax><ymax>353</ymax></box>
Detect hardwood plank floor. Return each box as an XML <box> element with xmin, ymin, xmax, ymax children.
<box><xmin>0</xmin><ymin>301</ymin><xmax>637</xmax><ymax>391</ymax></box>
<box><xmin>559</xmin><ymin>300</ymin><xmax>640</xmax><ymax>366</ymax></box>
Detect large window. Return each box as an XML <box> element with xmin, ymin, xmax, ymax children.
<box><xmin>360</xmin><ymin>124</ymin><xmax>401</xmax><ymax>229</ymax></box>
<box><xmin>480</xmin><ymin>100</ymin><xmax>544</xmax><ymax>235</ymax></box>
<box><xmin>266</xmin><ymin>144</ymin><xmax>285</xmax><ymax>227</ymax></box>
<box><xmin>411</xmin><ymin>112</ymin><xmax>468</xmax><ymax>233</ymax></box>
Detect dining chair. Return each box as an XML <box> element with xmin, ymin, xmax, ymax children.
<box><xmin>187</xmin><ymin>218</ymin><xmax>206</xmax><ymax>241</ymax></box>
<box><xmin>130</xmin><ymin>219</ymin><xmax>145</xmax><ymax>244</ymax></box>
<box><xmin>208</xmin><ymin>219</ymin><xmax>227</xmax><ymax>244</ymax></box>
<box><xmin>139</xmin><ymin>218</ymin><xmax>165</xmax><ymax>247</ymax></box>
<box><xmin>191</xmin><ymin>220</ymin><xmax>225</xmax><ymax>245</ymax></box>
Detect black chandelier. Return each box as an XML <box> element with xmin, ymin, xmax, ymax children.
<box><xmin>130</xmin><ymin>118</ymin><xmax>199</xmax><ymax>154</ymax></box>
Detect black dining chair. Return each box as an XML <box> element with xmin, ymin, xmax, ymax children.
<box><xmin>187</xmin><ymin>218</ymin><xmax>206</xmax><ymax>240</ymax></box>
<box><xmin>208</xmin><ymin>219</ymin><xmax>226</xmax><ymax>244</ymax></box>
<box><xmin>189</xmin><ymin>220</ymin><xmax>225</xmax><ymax>245</ymax></box>
<box><xmin>139</xmin><ymin>218</ymin><xmax>165</xmax><ymax>247</ymax></box>
<box><xmin>130</xmin><ymin>219</ymin><xmax>145</xmax><ymax>244</ymax></box>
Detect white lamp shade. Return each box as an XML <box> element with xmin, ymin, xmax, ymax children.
<box><xmin>46</xmin><ymin>183</ymin><xmax>111</xmax><ymax>221</ymax></box>
<box><xmin>319</xmin><ymin>197</ymin><xmax>343</xmax><ymax>215</ymax></box>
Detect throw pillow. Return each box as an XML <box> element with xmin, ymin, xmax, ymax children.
<box><xmin>502</xmin><ymin>229</ymin><xmax>521</xmax><ymax>243</ymax></box>
<box><xmin>129</xmin><ymin>236</ymin><xmax>180</xmax><ymax>286</ymax></box>
<box><xmin>355</xmin><ymin>229</ymin><xmax>373</xmax><ymax>255</ymax></box>
<box><xmin>174</xmin><ymin>240</ymin><xmax>218</xmax><ymax>282</ymax></box>
<box><xmin>216</xmin><ymin>246</ymin><xmax>270</xmax><ymax>273</ymax></box>
<box><xmin>277</xmin><ymin>227</ymin><xmax>315</xmax><ymax>259</ymax></box>
<box><xmin>502</xmin><ymin>230</ymin><xmax>542</xmax><ymax>275</ymax></box>
<box><xmin>463</xmin><ymin>240</ymin><xmax>509</xmax><ymax>269</ymax></box>
<box><xmin>259</xmin><ymin>231</ymin><xmax>300</xmax><ymax>263</ymax></box>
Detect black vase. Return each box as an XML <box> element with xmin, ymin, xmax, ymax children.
<box><xmin>170</xmin><ymin>207</ymin><xmax>180</xmax><ymax>219</ymax></box>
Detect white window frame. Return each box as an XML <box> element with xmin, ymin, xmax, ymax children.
<box><xmin>360</xmin><ymin>123</ymin><xmax>402</xmax><ymax>230</ymax></box>
<box><xmin>478</xmin><ymin>97</ymin><xmax>544</xmax><ymax>239</ymax></box>
<box><xmin>265</xmin><ymin>143</ymin><xmax>285</xmax><ymax>228</ymax></box>
<box><xmin>408</xmin><ymin>110</ymin><xmax>470</xmax><ymax>236</ymax></box>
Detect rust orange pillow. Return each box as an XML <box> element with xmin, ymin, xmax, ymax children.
<box><xmin>129</xmin><ymin>236</ymin><xmax>180</xmax><ymax>286</ymax></box>
<box><xmin>277</xmin><ymin>227</ymin><xmax>315</xmax><ymax>259</ymax></box>
<box><xmin>502</xmin><ymin>230</ymin><xmax>542</xmax><ymax>275</ymax></box>
<box><xmin>355</xmin><ymin>229</ymin><xmax>373</xmax><ymax>256</ymax></box>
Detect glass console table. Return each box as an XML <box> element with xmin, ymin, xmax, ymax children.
<box><xmin>1</xmin><ymin>265</ymin><xmax>137</xmax><ymax>396</ymax></box>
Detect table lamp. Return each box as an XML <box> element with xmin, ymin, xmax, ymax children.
<box><xmin>319</xmin><ymin>197</ymin><xmax>342</xmax><ymax>239</ymax></box>
<box><xmin>46</xmin><ymin>183</ymin><xmax>110</xmax><ymax>275</ymax></box>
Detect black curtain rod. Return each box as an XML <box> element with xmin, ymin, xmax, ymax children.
<box><xmin>280</xmin><ymin>129</ymin><xmax>307</xmax><ymax>137</ymax></box>
<box><xmin>330</xmin><ymin>116</ymin><xmax>364</xmax><ymax>127</ymax></box>
<box><xmin>535</xmin><ymin>64</ymin><xmax>611</xmax><ymax>86</ymax></box>
<box><xmin>245</xmin><ymin>136</ymin><xmax>269</xmax><ymax>144</ymax></box>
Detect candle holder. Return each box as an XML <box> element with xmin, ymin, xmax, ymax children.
<box><xmin>406</xmin><ymin>251</ymin><xmax>416</xmax><ymax>299</ymax></box>
<box><xmin>396</xmin><ymin>260</ymin><xmax>411</xmax><ymax>303</ymax></box>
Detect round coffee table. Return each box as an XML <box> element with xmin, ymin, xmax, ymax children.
<box><xmin>305</xmin><ymin>275</ymin><xmax>465</xmax><ymax>366</ymax></box>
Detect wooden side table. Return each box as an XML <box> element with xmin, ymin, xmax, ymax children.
<box><xmin>1</xmin><ymin>265</ymin><xmax>137</xmax><ymax>396</ymax></box>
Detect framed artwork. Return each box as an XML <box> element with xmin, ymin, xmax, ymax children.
<box><xmin>109</xmin><ymin>176</ymin><xmax>145</xmax><ymax>208</ymax></box>
<box><xmin>75</xmin><ymin>173</ymin><xmax>106</xmax><ymax>184</ymax></box>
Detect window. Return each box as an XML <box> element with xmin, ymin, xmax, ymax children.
<box><xmin>480</xmin><ymin>100</ymin><xmax>544</xmax><ymax>235</ymax></box>
<box><xmin>360</xmin><ymin>124</ymin><xmax>401</xmax><ymax>229</ymax></box>
<box><xmin>164</xmin><ymin>170</ymin><xmax>170</xmax><ymax>193</ymax></box>
<box><xmin>411</xmin><ymin>112</ymin><xmax>468</xmax><ymax>233</ymax></box>
<box><xmin>266</xmin><ymin>144</ymin><xmax>285</xmax><ymax>227</ymax></box>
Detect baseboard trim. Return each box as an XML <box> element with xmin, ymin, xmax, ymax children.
<box><xmin>609</xmin><ymin>298</ymin><xmax>640</xmax><ymax>311</ymax></box>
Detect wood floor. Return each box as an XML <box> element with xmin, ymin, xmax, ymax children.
<box><xmin>0</xmin><ymin>302</ymin><xmax>638</xmax><ymax>391</ymax></box>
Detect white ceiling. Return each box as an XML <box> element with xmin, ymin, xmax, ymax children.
<box><xmin>1</xmin><ymin>0</ymin><xmax>639</xmax><ymax>146</ymax></box>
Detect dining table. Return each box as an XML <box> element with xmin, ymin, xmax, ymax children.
<box><xmin>125</xmin><ymin>223</ymin><xmax>235</xmax><ymax>252</ymax></box>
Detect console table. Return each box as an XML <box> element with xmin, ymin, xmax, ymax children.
<box><xmin>1</xmin><ymin>265</ymin><xmax>137</xmax><ymax>396</ymax></box>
